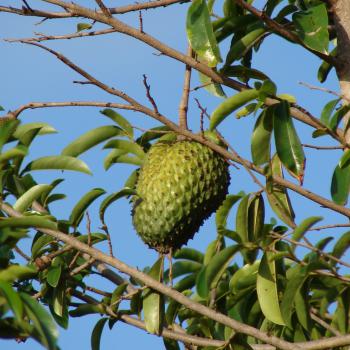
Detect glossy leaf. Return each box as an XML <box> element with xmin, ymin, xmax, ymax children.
<box><xmin>320</xmin><ymin>98</ymin><xmax>340</xmax><ymax>126</ymax></box>
<box><xmin>13</xmin><ymin>184</ymin><xmax>52</xmax><ymax>213</ymax></box>
<box><xmin>69</xmin><ymin>188</ymin><xmax>106</xmax><ymax>227</ymax></box>
<box><xmin>225</xmin><ymin>26</ymin><xmax>266</xmax><ymax>66</ymax></box>
<box><xmin>91</xmin><ymin>318</ymin><xmax>108</xmax><ymax>350</ymax></box>
<box><xmin>210</xmin><ymin>89</ymin><xmax>259</xmax><ymax>130</ymax></box>
<box><xmin>216</xmin><ymin>194</ymin><xmax>241</xmax><ymax>234</ymax></box>
<box><xmin>143</xmin><ymin>257</ymin><xmax>164</xmax><ymax>335</ymax></box>
<box><xmin>69</xmin><ymin>304</ymin><xmax>105</xmax><ymax>317</ymax></box>
<box><xmin>229</xmin><ymin>260</ymin><xmax>260</xmax><ymax>293</ymax></box>
<box><xmin>21</xmin><ymin>293</ymin><xmax>58</xmax><ymax>350</ymax></box>
<box><xmin>23</xmin><ymin>156</ymin><xmax>92</xmax><ymax>175</ymax></box>
<box><xmin>0</xmin><ymin>280</ymin><xmax>23</xmax><ymax>319</ymax></box>
<box><xmin>99</xmin><ymin>188</ymin><xmax>137</xmax><ymax>223</ymax></box>
<box><xmin>0</xmin><ymin>146</ymin><xmax>27</xmax><ymax>164</ymax></box>
<box><xmin>331</xmin><ymin>163</ymin><xmax>350</xmax><ymax>205</ymax></box>
<box><xmin>0</xmin><ymin>216</ymin><xmax>57</xmax><ymax>231</ymax></box>
<box><xmin>256</xmin><ymin>248</ymin><xmax>285</xmax><ymax>325</ymax></box>
<box><xmin>62</xmin><ymin>125</ymin><xmax>124</xmax><ymax>157</ymax></box>
<box><xmin>293</xmin><ymin>4</ymin><xmax>329</xmax><ymax>53</ymax></box>
<box><xmin>339</xmin><ymin>149</ymin><xmax>350</xmax><ymax>169</ymax></box>
<box><xmin>196</xmin><ymin>245</ymin><xmax>239</xmax><ymax>298</ymax></box>
<box><xmin>100</xmin><ymin>109</ymin><xmax>134</xmax><ymax>138</ymax></box>
<box><xmin>13</xmin><ymin>122</ymin><xmax>57</xmax><ymax>140</ymax></box>
<box><xmin>273</xmin><ymin>101</ymin><xmax>305</xmax><ymax>182</ymax></box>
<box><xmin>318</xmin><ymin>47</ymin><xmax>336</xmax><ymax>83</ymax></box>
<box><xmin>266</xmin><ymin>154</ymin><xmax>295</xmax><ymax>227</ymax></box>
<box><xmin>186</xmin><ymin>0</ymin><xmax>222</xmax><ymax>67</ymax></box>
<box><xmin>103</xmin><ymin>139</ymin><xmax>146</xmax><ymax>160</ymax></box>
<box><xmin>248</xmin><ymin>193</ymin><xmax>265</xmax><ymax>241</ymax></box>
<box><xmin>332</xmin><ymin>231</ymin><xmax>350</xmax><ymax>259</ymax></box>
<box><xmin>198</xmin><ymin>72</ymin><xmax>226</xmax><ymax>98</ymax></box>
<box><xmin>0</xmin><ymin>119</ymin><xmax>20</xmax><ymax>151</ymax></box>
<box><xmin>235</xmin><ymin>194</ymin><xmax>250</xmax><ymax>243</ymax></box>
<box><xmin>47</xmin><ymin>258</ymin><xmax>63</xmax><ymax>288</ymax></box>
<box><xmin>173</xmin><ymin>248</ymin><xmax>204</xmax><ymax>263</ymax></box>
<box><xmin>291</xmin><ymin>216</ymin><xmax>323</xmax><ymax>243</ymax></box>
<box><xmin>31</xmin><ymin>234</ymin><xmax>55</xmax><ymax>258</ymax></box>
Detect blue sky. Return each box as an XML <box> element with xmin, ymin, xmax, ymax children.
<box><xmin>0</xmin><ymin>1</ymin><xmax>346</xmax><ymax>349</ymax></box>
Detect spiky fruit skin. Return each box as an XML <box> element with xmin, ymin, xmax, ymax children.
<box><xmin>132</xmin><ymin>140</ymin><xmax>230</xmax><ymax>253</ymax></box>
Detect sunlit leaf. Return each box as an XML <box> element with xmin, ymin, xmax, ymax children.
<box><xmin>210</xmin><ymin>89</ymin><xmax>259</xmax><ymax>130</ymax></box>
<box><xmin>62</xmin><ymin>126</ymin><xmax>124</xmax><ymax>157</ymax></box>
<box><xmin>69</xmin><ymin>188</ymin><xmax>106</xmax><ymax>227</ymax></box>
<box><xmin>186</xmin><ymin>0</ymin><xmax>222</xmax><ymax>67</ymax></box>
<box><xmin>293</xmin><ymin>4</ymin><xmax>329</xmax><ymax>53</ymax></box>
<box><xmin>100</xmin><ymin>109</ymin><xmax>134</xmax><ymax>139</ymax></box>
<box><xmin>23</xmin><ymin>156</ymin><xmax>92</xmax><ymax>175</ymax></box>
<box><xmin>257</xmin><ymin>247</ymin><xmax>285</xmax><ymax>325</ymax></box>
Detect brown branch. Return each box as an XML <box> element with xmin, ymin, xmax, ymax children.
<box><xmin>6</xmin><ymin>28</ymin><xmax>118</xmax><ymax>43</ymax></box>
<box><xmin>178</xmin><ymin>46</ymin><xmax>193</xmax><ymax>132</ymax></box>
<box><xmin>14</xmin><ymin>246</ymin><xmax>30</xmax><ymax>261</ymax></box>
<box><xmin>0</xmin><ymin>202</ymin><xmax>300</xmax><ymax>350</ymax></box>
<box><xmin>69</xmin><ymin>257</ymin><xmax>95</xmax><ymax>276</ymax></box>
<box><xmin>309</xmin><ymin>223</ymin><xmax>350</xmax><ymax>231</ymax></box>
<box><xmin>95</xmin><ymin>0</ymin><xmax>111</xmax><ymax>17</ymax></box>
<box><xmin>302</xmin><ymin>143</ymin><xmax>345</xmax><ymax>150</ymax></box>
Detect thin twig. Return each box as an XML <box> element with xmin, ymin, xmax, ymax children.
<box><xmin>309</xmin><ymin>223</ymin><xmax>350</xmax><ymax>231</ymax></box>
<box><xmin>310</xmin><ymin>311</ymin><xmax>342</xmax><ymax>336</ymax></box>
<box><xmin>86</xmin><ymin>211</ymin><xmax>92</xmax><ymax>247</ymax></box>
<box><xmin>302</xmin><ymin>143</ymin><xmax>344</xmax><ymax>150</ymax></box>
<box><xmin>299</xmin><ymin>81</ymin><xmax>349</xmax><ymax>102</ymax></box>
<box><xmin>178</xmin><ymin>45</ymin><xmax>193</xmax><ymax>132</ymax></box>
<box><xmin>69</xmin><ymin>257</ymin><xmax>95</xmax><ymax>276</ymax></box>
<box><xmin>139</xmin><ymin>11</ymin><xmax>144</xmax><ymax>33</ymax></box>
<box><xmin>95</xmin><ymin>0</ymin><xmax>111</xmax><ymax>17</ymax></box>
<box><xmin>142</xmin><ymin>74</ymin><xmax>159</xmax><ymax>114</ymax></box>
<box><xmin>14</xmin><ymin>246</ymin><xmax>30</xmax><ymax>261</ymax></box>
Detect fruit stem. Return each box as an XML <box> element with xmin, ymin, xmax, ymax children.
<box><xmin>178</xmin><ymin>45</ymin><xmax>193</xmax><ymax>138</ymax></box>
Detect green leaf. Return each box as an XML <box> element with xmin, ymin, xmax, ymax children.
<box><xmin>165</xmin><ymin>261</ymin><xmax>201</xmax><ymax>282</ymax></box>
<box><xmin>339</xmin><ymin>149</ymin><xmax>350</xmax><ymax>168</ymax></box>
<box><xmin>0</xmin><ymin>280</ymin><xmax>23</xmax><ymax>319</ymax></box>
<box><xmin>251</xmin><ymin>109</ymin><xmax>273</xmax><ymax>165</ymax></box>
<box><xmin>256</xmin><ymin>248</ymin><xmax>285</xmax><ymax>325</ymax></box>
<box><xmin>104</xmin><ymin>149</ymin><xmax>127</xmax><ymax>170</ymax></box>
<box><xmin>236</xmin><ymin>103</ymin><xmax>257</xmax><ymax>118</ymax></box>
<box><xmin>273</xmin><ymin>101</ymin><xmax>305</xmax><ymax>182</ymax></box>
<box><xmin>333</xmin><ymin>231</ymin><xmax>350</xmax><ymax>259</ymax></box>
<box><xmin>221</xmin><ymin>65</ymin><xmax>269</xmax><ymax>81</ymax></box>
<box><xmin>99</xmin><ymin>188</ymin><xmax>137</xmax><ymax>223</ymax></box>
<box><xmin>235</xmin><ymin>195</ymin><xmax>250</xmax><ymax>243</ymax></box>
<box><xmin>77</xmin><ymin>22</ymin><xmax>92</xmax><ymax>32</ymax></box>
<box><xmin>225</xmin><ymin>26</ymin><xmax>266</xmax><ymax>66</ymax></box>
<box><xmin>69</xmin><ymin>188</ymin><xmax>106</xmax><ymax>227</ymax></box>
<box><xmin>143</xmin><ymin>257</ymin><xmax>164</xmax><ymax>335</ymax></box>
<box><xmin>103</xmin><ymin>139</ymin><xmax>146</xmax><ymax>160</ymax></box>
<box><xmin>0</xmin><ymin>145</ymin><xmax>28</xmax><ymax>165</ymax></box>
<box><xmin>291</xmin><ymin>216</ymin><xmax>323</xmax><ymax>243</ymax></box>
<box><xmin>198</xmin><ymin>72</ymin><xmax>226</xmax><ymax>98</ymax></box>
<box><xmin>0</xmin><ymin>216</ymin><xmax>57</xmax><ymax>231</ymax></box>
<box><xmin>69</xmin><ymin>304</ymin><xmax>105</xmax><ymax>317</ymax></box>
<box><xmin>23</xmin><ymin>155</ymin><xmax>92</xmax><ymax>175</ymax></box>
<box><xmin>331</xmin><ymin>163</ymin><xmax>350</xmax><ymax>205</ymax></box>
<box><xmin>196</xmin><ymin>245</ymin><xmax>239</xmax><ymax>298</ymax></box>
<box><xmin>266</xmin><ymin>154</ymin><xmax>295</xmax><ymax>227</ymax></box>
<box><xmin>47</xmin><ymin>258</ymin><xmax>63</xmax><ymax>288</ymax></box>
<box><xmin>91</xmin><ymin>318</ymin><xmax>108</xmax><ymax>350</ymax></box>
<box><xmin>173</xmin><ymin>248</ymin><xmax>204</xmax><ymax>263</ymax></box>
<box><xmin>216</xmin><ymin>194</ymin><xmax>242</xmax><ymax>234</ymax></box>
<box><xmin>13</xmin><ymin>184</ymin><xmax>52</xmax><ymax>213</ymax></box>
<box><xmin>229</xmin><ymin>260</ymin><xmax>260</xmax><ymax>293</ymax></box>
<box><xmin>277</xmin><ymin>94</ymin><xmax>297</xmax><ymax>103</ymax></box>
<box><xmin>100</xmin><ymin>109</ymin><xmax>134</xmax><ymax>138</ymax></box>
<box><xmin>31</xmin><ymin>234</ymin><xmax>55</xmax><ymax>259</ymax></box>
<box><xmin>210</xmin><ymin>89</ymin><xmax>259</xmax><ymax>130</ymax></box>
<box><xmin>321</xmin><ymin>98</ymin><xmax>340</xmax><ymax>126</ymax></box>
<box><xmin>329</xmin><ymin>105</ymin><xmax>350</xmax><ymax>131</ymax></box>
<box><xmin>293</xmin><ymin>4</ymin><xmax>329</xmax><ymax>53</ymax></box>
<box><xmin>318</xmin><ymin>47</ymin><xmax>336</xmax><ymax>83</ymax></box>
<box><xmin>295</xmin><ymin>283</ymin><xmax>313</xmax><ymax>331</ymax></box>
<box><xmin>13</xmin><ymin>122</ymin><xmax>57</xmax><ymax>140</ymax></box>
<box><xmin>0</xmin><ymin>119</ymin><xmax>20</xmax><ymax>151</ymax></box>
<box><xmin>62</xmin><ymin>125</ymin><xmax>124</xmax><ymax>157</ymax></box>
<box><xmin>280</xmin><ymin>265</ymin><xmax>308</xmax><ymax>327</ymax></box>
<box><xmin>248</xmin><ymin>193</ymin><xmax>265</xmax><ymax>241</ymax></box>
<box><xmin>0</xmin><ymin>265</ymin><xmax>36</xmax><ymax>282</ymax></box>
<box><xmin>21</xmin><ymin>293</ymin><xmax>58</xmax><ymax>350</ymax></box>
<box><xmin>186</xmin><ymin>0</ymin><xmax>222</xmax><ymax>67</ymax></box>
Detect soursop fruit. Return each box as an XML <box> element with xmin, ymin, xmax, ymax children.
<box><xmin>132</xmin><ymin>140</ymin><xmax>230</xmax><ymax>253</ymax></box>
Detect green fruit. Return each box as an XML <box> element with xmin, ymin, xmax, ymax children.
<box><xmin>132</xmin><ymin>140</ymin><xmax>230</xmax><ymax>253</ymax></box>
